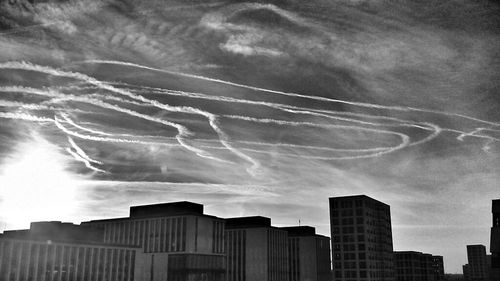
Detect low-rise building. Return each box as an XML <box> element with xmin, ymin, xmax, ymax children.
<box><xmin>280</xmin><ymin>226</ymin><xmax>331</xmax><ymax>281</ymax></box>
<box><xmin>0</xmin><ymin>221</ymin><xmax>141</xmax><ymax>281</ymax></box>
<box><xmin>394</xmin><ymin>251</ymin><xmax>444</xmax><ymax>281</ymax></box>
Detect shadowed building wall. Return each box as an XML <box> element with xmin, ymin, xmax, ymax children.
<box><xmin>330</xmin><ymin>195</ymin><xmax>395</xmax><ymax>281</ymax></box>
<box><xmin>394</xmin><ymin>251</ymin><xmax>444</xmax><ymax>281</ymax></box>
<box><xmin>464</xmin><ymin>245</ymin><xmax>489</xmax><ymax>281</ymax></box>
<box><xmin>280</xmin><ymin>226</ymin><xmax>331</xmax><ymax>281</ymax></box>
<box><xmin>83</xmin><ymin>201</ymin><xmax>226</xmax><ymax>281</ymax></box>
<box><xmin>0</xmin><ymin>221</ymin><xmax>141</xmax><ymax>281</ymax></box>
<box><xmin>225</xmin><ymin>216</ymin><xmax>289</xmax><ymax>281</ymax></box>
<box><xmin>490</xmin><ymin>199</ymin><xmax>500</xmax><ymax>281</ymax></box>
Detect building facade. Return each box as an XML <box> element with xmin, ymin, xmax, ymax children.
<box><xmin>394</xmin><ymin>251</ymin><xmax>444</xmax><ymax>281</ymax></box>
<box><xmin>491</xmin><ymin>199</ymin><xmax>500</xmax><ymax>281</ymax></box>
<box><xmin>83</xmin><ymin>201</ymin><xmax>226</xmax><ymax>281</ymax></box>
<box><xmin>330</xmin><ymin>195</ymin><xmax>395</xmax><ymax>281</ymax></box>
<box><xmin>463</xmin><ymin>245</ymin><xmax>489</xmax><ymax>281</ymax></box>
<box><xmin>225</xmin><ymin>216</ymin><xmax>289</xmax><ymax>281</ymax></box>
<box><xmin>431</xmin><ymin>256</ymin><xmax>445</xmax><ymax>281</ymax></box>
<box><xmin>0</xmin><ymin>221</ymin><xmax>140</xmax><ymax>281</ymax></box>
<box><xmin>280</xmin><ymin>226</ymin><xmax>331</xmax><ymax>281</ymax></box>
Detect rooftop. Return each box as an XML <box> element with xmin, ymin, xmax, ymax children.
<box><xmin>280</xmin><ymin>226</ymin><xmax>316</xmax><ymax>236</ymax></box>
<box><xmin>225</xmin><ymin>216</ymin><xmax>271</xmax><ymax>228</ymax></box>
<box><xmin>0</xmin><ymin>221</ymin><xmax>105</xmax><ymax>245</ymax></box>
<box><xmin>329</xmin><ymin>194</ymin><xmax>390</xmax><ymax>208</ymax></box>
<box><xmin>130</xmin><ymin>201</ymin><xmax>204</xmax><ymax>218</ymax></box>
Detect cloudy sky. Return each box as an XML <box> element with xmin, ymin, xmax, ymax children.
<box><xmin>0</xmin><ymin>0</ymin><xmax>499</xmax><ymax>273</ymax></box>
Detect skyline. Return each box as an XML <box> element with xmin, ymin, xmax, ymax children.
<box><xmin>1</xmin><ymin>0</ymin><xmax>500</xmax><ymax>274</ymax></box>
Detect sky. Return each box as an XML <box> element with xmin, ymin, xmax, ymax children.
<box><xmin>0</xmin><ymin>0</ymin><xmax>499</xmax><ymax>273</ymax></box>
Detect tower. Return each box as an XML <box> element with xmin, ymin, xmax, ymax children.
<box><xmin>490</xmin><ymin>199</ymin><xmax>500</xmax><ymax>280</ymax></box>
<box><xmin>329</xmin><ymin>195</ymin><xmax>394</xmax><ymax>281</ymax></box>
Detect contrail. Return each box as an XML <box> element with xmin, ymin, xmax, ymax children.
<box><xmin>0</xmin><ymin>84</ymin><xmax>227</xmax><ymax>163</ymax></box>
<box><xmin>60</xmin><ymin>113</ymin><xmax>115</xmax><ymax>137</ymax></box>
<box><xmin>80</xmin><ymin>60</ymin><xmax>500</xmax><ymax>127</ymax></box>
<box><xmin>223</xmin><ymin>115</ymin><xmax>411</xmax><ymax>159</ymax></box>
<box><xmin>65</xmin><ymin>147</ymin><xmax>107</xmax><ymax>173</ymax></box>
<box><xmin>54</xmin><ymin>116</ymin><xmax>173</xmax><ymax>146</ymax></box>
<box><xmin>0</xmin><ymin>112</ymin><xmax>53</xmax><ymax>123</ymax></box>
<box><xmin>67</xmin><ymin>136</ymin><xmax>103</xmax><ymax>165</ymax></box>
<box><xmin>0</xmin><ymin>62</ymin><xmax>255</xmax><ymax>169</ymax></box>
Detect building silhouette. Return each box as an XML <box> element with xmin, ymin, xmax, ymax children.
<box><xmin>225</xmin><ymin>216</ymin><xmax>289</xmax><ymax>281</ymax></box>
<box><xmin>280</xmin><ymin>226</ymin><xmax>331</xmax><ymax>281</ymax></box>
<box><xmin>491</xmin><ymin>199</ymin><xmax>500</xmax><ymax>281</ymax></box>
<box><xmin>330</xmin><ymin>195</ymin><xmax>395</xmax><ymax>281</ymax></box>
<box><xmin>463</xmin><ymin>245</ymin><xmax>489</xmax><ymax>281</ymax></box>
<box><xmin>394</xmin><ymin>251</ymin><xmax>444</xmax><ymax>281</ymax></box>
<box><xmin>82</xmin><ymin>201</ymin><xmax>226</xmax><ymax>281</ymax></box>
<box><xmin>0</xmin><ymin>221</ymin><xmax>139</xmax><ymax>281</ymax></box>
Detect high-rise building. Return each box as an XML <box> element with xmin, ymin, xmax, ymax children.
<box><xmin>280</xmin><ymin>226</ymin><xmax>331</xmax><ymax>281</ymax></box>
<box><xmin>491</xmin><ymin>199</ymin><xmax>500</xmax><ymax>281</ymax></box>
<box><xmin>83</xmin><ymin>201</ymin><xmax>226</xmax><ymax>281</ymax></box>
<box><xmin>329</xmin><ymin>195</ymin><xmax>395</xmax><ymax>281</ymax></box>
<box><xmin>464</xmin><ymin>245</ymin><xmax>489</xmax><ymax>281</ymax></box>
<box><xmin>394</xmin><ymin>251</ymin><xmax>444</xmax><ymax>281</ymax></box>
<box><xmin>225</xmin><ymin>216</ymin><xmax>289</xmax><ymax>281</ymax></box>
<box><xmin>0</xmin><ymin>221</ymin><xmax>141</xmax><ymax>281</ymax></box>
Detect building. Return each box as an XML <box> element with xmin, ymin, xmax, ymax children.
<box><xmin>329</xmin><ymin>195</ymin><xmax>395</xmax><ymax>281</ymax></box>
<box><xmin>432</xmin><ymin>255</ymin><xmax>445</xmax><ymax>281</ymax></box>
<box><xmin>83</xmin><ymin>201</ymin><xmax>226</xmax><ymax>281</ymax></box>
<box><xmin>225</xmin><ymin>216</ymin><xmax>289</xmax><ymax>281</ymax></box>
<box><xmin>394</xmin><ymin>251</ymin><xmax>444</xmax><ymax>281</ymax></box>
<box><xmin>463</xmin><ymin>245</ymin><xmax>489</xmax><ymax>281</ymax></box>
<box><xmin>280</xmin><ymin>226</ymin><xmax>331</xmax><ymax>281</ymax></box>
<box><xmin>463</xmin><ymin>264</ymin><xmax>471</xmax><ymax>281</ymax></box>
<box><xmin>491</xmin><ymin>199</ymin><xmax>500</xmax><ymax>281</ymax></box>
<box><xmin>0</xmin><ymin>221</ymin><xmax>141</xmax><ymax>281</ymax></box>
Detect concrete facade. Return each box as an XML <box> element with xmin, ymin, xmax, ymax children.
<box><xmin>464</xmin><ymin>245</ymin><xmax>489</xmax><ymax>281</ymax></box>
<box><xmin>281</xmin><ymin>226</ymin><xmax>331</xmax><ymax>281</ymax></box>
<box><xmin>83</xmin><ymin>201</ymin><xmax>226</xmax><ymax>281</ymax></box>
<box><xmin>491</xmin><ymin>199</ymin><xmax>500</xmax><ymax>281</ymax></box>
<box><xmin>0</xmin><ymin>221</ymin><xmax>140</xmax><ymax>281</ymax></box>
<box><xmin>330</xmin><ymin>195</ymin><xmax>395</xmax><ymax>281</ymax></box>
<box><xmin>394</xmin><ymin>251</ymin><xmax>444</xmax><ymax>281</ymax></box>
<box><xmin>225</xmin><ymin>216</ymin><xmax>289</xmax><ymax>281</ymax></box>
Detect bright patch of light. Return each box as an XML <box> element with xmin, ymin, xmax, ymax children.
<box><xmin>0</xmin><ymin>133</ymin><xmax>84</xmax><ymax>230</ymax></box>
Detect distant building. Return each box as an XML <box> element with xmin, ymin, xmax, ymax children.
<box><xmin>491</xmin><ymin>199</ymin><xmax>500</xmax><ymax>281</ymax></box>
<box><xmin>463</xmin><ymin>245</ymin><xmax>489</xmax><ymax>281</ymax></box>
<box><xmin>432</xmin><ymin>255</ymin><xmax>445</xmax><ymax>280</ymax></box>
<box><xmin>330</xmin><ymin>195</ymin><xmax>395</xmax><ymax>281</ymax></box>
<box><xmin>394</xmin><ymin>251</ymin><xmax>444</xmax><ymax>281</ymax></box>
<box><xmin>0</xmin><ymin>221</ymin><xmax>140</xmax><ymax>281</ymax></box>
<box><xmin>225</xmin><ymin>216</ymin><xmax>289</xmax><ymax>281</ymax></box>
<box><xmin>280</xmin><ymin>226</ymin><xmax>331</xmax><ymax>281</ymax></box>
<box><xmin>83</xmin><ymin>201</ymin><xmax>226</xmax><ymax>281</ymax></box>
<box><xmin>463</xmin><ymin>264</ymin><xmax>471</xmax><ymax>281</ymax></box>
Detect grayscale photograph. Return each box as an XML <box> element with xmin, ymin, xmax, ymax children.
<box><xmin>0</xmin><ymin>0</ymin><xmax>499</xmax><ymax>280</ymax></box>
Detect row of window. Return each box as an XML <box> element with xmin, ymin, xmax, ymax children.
<box><xmin>0</xmin><ymin>239</ymin><xmax>135</xmax><ymax>281</ymax></box>
<box><xmin>225</xmin><ymin>230</ymin><xmax>246</xmax><ymax>281</ymax></box>
<box><xmin>288</xmin><ymin>237</ymin><xmax>300</xmax><ymax>281</ymax></box>
<box><xmin>93</xmin><ymin>217</ymin><xmax>187</xmax><ymax>253</ymax></box>
<box><xmin>212</xmin><ymin>221</ymin><xmax>224</xmax><ymax>254</ymax></box>
<box><xmin>267</xmin><ymin>229</ymin><xmax>289</xmax><ymax>281</ymax></box>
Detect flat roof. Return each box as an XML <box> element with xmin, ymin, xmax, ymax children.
<box><xmin>225</xmin><ymin>216</ymin><xmax>271</xmax><ymax>228</ymax></box>
<box><xmin>130</xmin><ymin>201</ymin><xmax>204</xmax><ymax>217</ymax></box>
<box><xmin>329</xmin><ymin>195</ymin><xmax>390</xmax><ymax>207</ymax></box>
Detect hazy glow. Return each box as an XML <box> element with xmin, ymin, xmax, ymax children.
<box><xmin>0</xmin><ymin>133</ymin><xmax>83</xmax><ymax>230</ymax></box>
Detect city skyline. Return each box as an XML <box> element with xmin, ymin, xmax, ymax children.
<box><xmin>3</xmin><ymin>195</ymin><xmax>497</xmax><ymax>275</ymax></box>
<box><xmin>1</xmin><ymin>0</ymin><xmax>500</xmax><ymax>275</ymax></box>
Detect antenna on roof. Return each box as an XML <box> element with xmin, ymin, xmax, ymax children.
<box><xmin>299</xmin><ymin>219</ymin><xmax>301</xmax><ymax>226</ymax></box>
